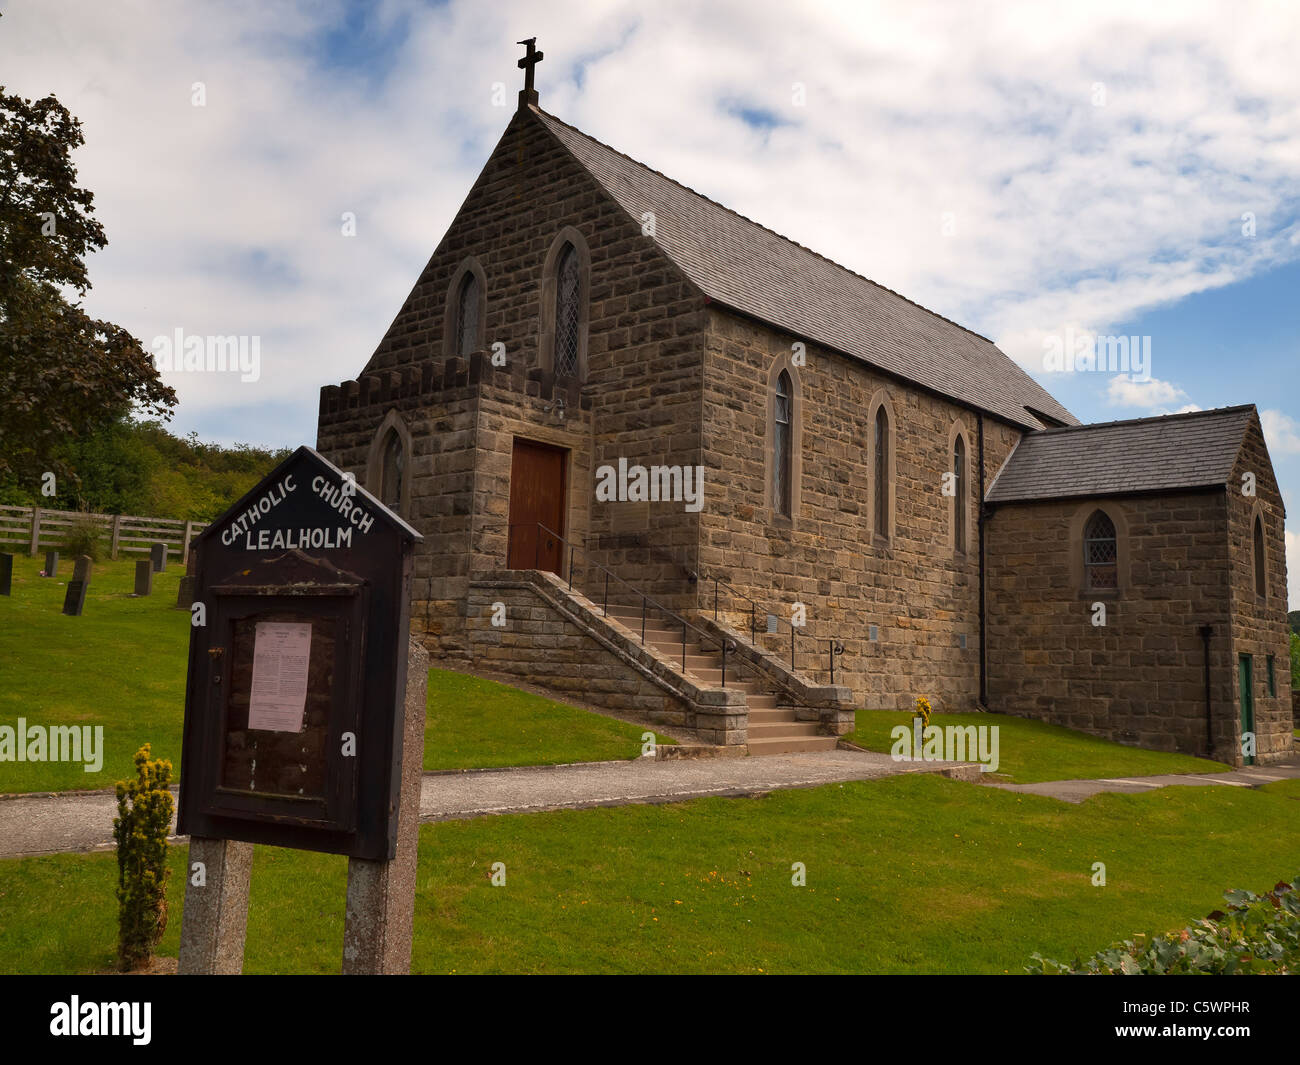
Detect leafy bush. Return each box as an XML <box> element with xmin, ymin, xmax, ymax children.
<box><xmin>112</xmin><ymin>744</ymin><xmax>173</xmax><ymax>971</ymax></box>
<box><xmin>1027</xmin><ymin>875</ymin><xmax>1300</xmax><ymax>974</ymax></box>
<box><xmin>61</xmin><ymin>512</ymin><xmax>105</xmax><ymax>562</ymax></box>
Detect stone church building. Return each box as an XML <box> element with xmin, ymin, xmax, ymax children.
<box><xmin>316</xmin><ymin>70</ymin><xmax>1292</xmax><ymax>764</ymax></box>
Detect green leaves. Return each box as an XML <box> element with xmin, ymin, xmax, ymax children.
<box><xmin>111</xmin><ymin>743</ymin><xmax>173</xmax><ymax>971</ymax></box>
<box><xmin>1027</xmin><ymin>874</ymin><xmax>1300</xmax><ymax>975</ymax></box>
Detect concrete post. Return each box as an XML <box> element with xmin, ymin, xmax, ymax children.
<box><xmin>177</xmin><ymin>837</ymin><xmax>255</xmax><ymax>975</ymax></box>
<box><xmin>342</xmin><ymin>641</ymin><xmax>428</xmax><ymax>974</ymax></box>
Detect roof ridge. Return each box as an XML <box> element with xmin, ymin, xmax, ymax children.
<box><xmin>531</xmin><ymin>106</ymin><xmax>997</xmax><ymax>347</ymax></box>
<box><xmin>1027</xmin><ymin>403</ymin><xmax>1256</xmax><ymax>437</ymax></box>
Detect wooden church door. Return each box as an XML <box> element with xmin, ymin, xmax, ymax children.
<box><xmin>507</xmin><ymin>438</ymin><xmax>567</xmax><ymax>573</ymax></box>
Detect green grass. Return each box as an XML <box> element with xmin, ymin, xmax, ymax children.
<box><xmin>0</xmin><ymin>555</ymin><xmax>670</xmax><ymax>792</ymax></box>
<box><xmin>0</xmin><ymin>553</ymin><xmax>190</xmax><ymax>792</ymax></box>
<box><xmin>424</xmin><ymin>669</ymin><xmax>672</xmax><ymax>770</ymax></box>
<box><xmin>5</xmin><ymin>774</ymin><xmax>1299</xmax><ymax>974</ymax></box>
<box><xmin>844</xmin><ymin>710</ymin><xmax>1230</xmax><ymax>784</ymax></box>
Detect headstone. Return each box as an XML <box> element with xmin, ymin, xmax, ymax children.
<box><xmin>62</xmin><ymin>579</ymin><xmax>87</xmax><ymax>616</ymax></box>
<box><xmin>0</xmin><ymin>553</ymin><xmax>12</xmax><ymax>596</ymax></box>
<box><xmin>44</xmin><ymin>549</ymin><xmax>58</xmax><ymax>577</ymax></box>
<box><xmin>176</xmin><ymin>546</ymin><xmax>197</xmax><ymax>610</ymax></box>
<box><xmin>134</xmin><ymin>559</ymin><xmax>153</xmax><ymax>596</ymax></box>
<box><xmin>150</xmin><ymin>542</ymin><xmax>167</xmax><ymax>573</ymax></box>
<box><xmin>176</xmin><ymin>446</ymin><xmax>422</xmax><ymax>975</ymax></box>
<box><xmin>72</xmin><ymin>555</ymin><xmax>92</xmax><ymax>585</ymax></box>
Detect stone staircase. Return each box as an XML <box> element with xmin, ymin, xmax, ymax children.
<box><xmin>603</xmin><ymin>604</ymin><xmax>839</xmax><ymax>754</ymax></box>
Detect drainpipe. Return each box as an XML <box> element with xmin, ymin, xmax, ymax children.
<box><xmin>1199</xmin><ymin>624</ymin><xmax>1213</xmax><ymax>758</ymax></box>
<box><xmin>978</xmin><ymin>414</ymin><xmax>987</xmax><ymax>707</ymax></box>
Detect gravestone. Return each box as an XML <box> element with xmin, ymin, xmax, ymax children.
<box><xmin>177</xmin><ymin>446</ymin><xmax>423</xmax><ymax>975</ymax></box>
<box><xmin>72</xmin><ymin>555</ymin><xmax>93</xmax><ymax>585</ymax></box>
<box><xmin>176</xmin><ymin>547</ymin><xmax>198</xmax><ymax>610</ymax></box>
<box><xmin>134</xmin><ymin>559</ymin><xmax>153</xmax><ymax>596</ymax></box>
<box><xmin>62</xmin><ymin>579</ymin><xmax>87</xmax><ymax>616</ymax></box>
<box><xmin>0</xmin><ymin>553</ymin><xmax>12</xmax><ymax>596</ymax></box>
<box><xmin>151</xmin><ymin>542</ymin><xmax>167</xmax><ymax>573</ymax></box>
<box><xmin>44</xmin><ymin>550</ymin><xmax>58</xmax><ymax>577</ymax></box>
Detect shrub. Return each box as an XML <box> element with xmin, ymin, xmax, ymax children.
<box><xmin>61</xmin><ymin>512</ymin><xmax>105</xmax><ymax>562</ymax></box>
<box><xmin>112</xmin><ymin>744</ymin><xmax>173</xmax><ymax>971</ymax></box>
<box><xmin>1027</xmin><ymin>874</ymin><xmax>1300</xmax><ymax>974</ymax></box>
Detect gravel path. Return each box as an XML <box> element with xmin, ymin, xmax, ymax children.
<box><xmin>0</xmin><ymin>749</ymin><xmax>958</xmax><ymax>858</ymax></box>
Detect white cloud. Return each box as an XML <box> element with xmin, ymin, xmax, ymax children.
<box><xmin>2</xmin><ymin>0</ymin><xmax>1299</xmax><ymax>448</ymax></box>
<box><xmin>1105</xmin><ymin>376</ymin><xmax>1191</xmax><ymax>411</ymax></box>
<box><xmin>1262</xmin><ymin>410</ymin><xmax>1300</xmax><ymax>455</ymax></box>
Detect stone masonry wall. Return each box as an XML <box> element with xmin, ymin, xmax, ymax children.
<box><xmin>319</xmin><ymin>105</ymin><xmax>710</xmax><ymax>657</ymax></box>
<box><xmin>1226</xmin><ymin>412</ymin><xmax>1293</xmax><ymax>764</ymax></box>
<box><xmin>695</xmin><ymin>308</ymin><xmax>1025</xmax><ymax>711</ymax></box>
<box><xmin>985</xmin><ymin>490</ymin><xmax>1235</xmax><ymax>757</ymax></box>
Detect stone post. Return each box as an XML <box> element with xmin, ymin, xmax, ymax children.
<box><xmin>342</xmin><ymin>640</ymin><xmax>428</xmax><ymax>974</ymax></box>
<box><xmin>177</xmin><ymin>837</ymin><xmax>255</xmax><ymax>975</ymax></box>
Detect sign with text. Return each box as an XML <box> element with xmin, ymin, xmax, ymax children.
<box><xmin>177</xmin><ymin>446</ymin><xmax>421</xmax><ymax>859</ymax></box>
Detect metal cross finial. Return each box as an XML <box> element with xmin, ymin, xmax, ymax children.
<box><xmin>517</xmin><ymin>37</ymin><xmax>543</xmax><ymax>93</ymax></box>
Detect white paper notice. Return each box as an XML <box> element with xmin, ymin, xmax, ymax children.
<box><xmin>247</xmin><ymin>621</ymin><xmax>312</xmax><ymax>732</ymax></box>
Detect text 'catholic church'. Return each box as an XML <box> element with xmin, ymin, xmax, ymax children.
<box><xmin>317</xmin><ymin>43</ymin><xmax>1292</xmax><ymax>765</ymax></box>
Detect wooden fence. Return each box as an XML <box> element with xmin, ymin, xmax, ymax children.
<box><xmin>0</xmin><ymin>505</ymin><xmax>208</xmax><ymax>564</ymax></box>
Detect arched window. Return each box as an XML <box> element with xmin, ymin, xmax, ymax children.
<box><xmin>773</xmin><ymin>370</ymin><xmax>793</xmax><ymax>517</ymax></box>
<box><xmin>874</xmin><ymin>405</ymin><xmax>890</xmax><ymax>537</ymax></box>
<box><xmin>953</xmin><ymin>435</ymin><xmax>966</xmax><ymax>554</ymax></box>
<box><xmin>555</xmin><ymin>243</ymin><xmax>581</xmax><ymax>379</ymax></box>
<box><xmin>1254</xmin><ymin>515</ymin><xmax>1267</xmax><ymax>597</ymax></box>
<box><xmin>380</xmin><ymin>429</ymin><xmax>403</xmax><ymax>511</ymax></box>
<box><xmin>454</xmin><ymin>271</ymin><xmax>480</xmax><ymax>355</ymax></box>
<box><xmin>1084</xmin><ymin>510</ymin><xmax>1117</xmax><ymax>590</ymax></box>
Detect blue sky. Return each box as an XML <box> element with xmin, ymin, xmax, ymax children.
<box><xmin>4</xmin><ymin>0</ymin><xmax>1299</xmax><ymax>601</ymax></box>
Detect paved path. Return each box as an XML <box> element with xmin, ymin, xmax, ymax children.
<box><xmin>3</xmin><ymin>752</ymin><xmax>1296</xmax><ymax>858</ymax></box>
<box><xmin>980</xmin><ymin>758</ymin><xmax>1300</xmax><ymax>803</ymax></box>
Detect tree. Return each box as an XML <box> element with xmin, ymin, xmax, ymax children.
<box><xmin>0</xmin><ymin>87</ymin><xmax>175</xmax><ymax>490</ymax></box>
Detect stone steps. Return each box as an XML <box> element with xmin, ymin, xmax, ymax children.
<box><xmin>598</xmin><ymin>600</ymin><xmax>834</xmax><ymax>756</ymax></box>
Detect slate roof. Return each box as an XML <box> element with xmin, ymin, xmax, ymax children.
<box><xmin>985</xmin><ymin>405</ymin><xmax>1255</xmax><ymax>504</ymax></box>
<box><xmin>532</xmin><ymin>108</ymin><xmax>1077</xmax><ymax>432</ymax></box>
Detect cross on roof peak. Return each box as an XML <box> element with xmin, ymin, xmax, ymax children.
<box><xmin>517</xmin><ymin>37</ymin><xmax>543</xmax><ymax>110</ymax></box>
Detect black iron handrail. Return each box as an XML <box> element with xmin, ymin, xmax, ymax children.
<box><xmin>702</xmin><ymin>570</ymin><xmax>846</xmax><ymax>683</ymax></box>
<box><xmin>497</xmin><ymin>521</ymin><xmax>768</xmax><ymax>690</ymax></box>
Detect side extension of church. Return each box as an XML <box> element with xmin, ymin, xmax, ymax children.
<box><xmin>317</xmin><ymin>99</ymin><xmax>1292</xmax><ymax>766</ymax></box>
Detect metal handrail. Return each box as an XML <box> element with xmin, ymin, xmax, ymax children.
<box><xmin>702</xmin><ymin>569</ymin><xmax>847</xmax><ymax>682</ymax></box>
<box><xmin>500</xmin><ymin>521</ymin><xmax>768</xmax><ymax>690</ymax></box>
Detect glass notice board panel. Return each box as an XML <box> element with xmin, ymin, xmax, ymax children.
<box><xmin>220</xmin><ymin>610</ymin><xmax>338</xmax><ymax>799</ymax></box>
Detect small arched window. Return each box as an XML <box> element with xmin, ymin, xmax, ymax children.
<box><xmin>380</xmin><ymin>429</ymin><xmax>403</xmax><ymax>511</ymax></box>
<box><xmin>874</xmin><ymin>405</ymin><xmax>890</xmax><ymax>537</ymax></box>
<box><xmin>454</xmin><ymin>271</ymin><xmax>480</xmax><ymax>355</ymax></box>
<box><xmin>773</xmin><ymin>370</ymin><xmax>793</xmax><ymax>517</ymax></box>
<box><xmin>555</xmin><ymin>243</ymin><xmax>581</xmax><ymax>378</ymax></box>
<box><xmin>1084</xmin><ymin>510</ymin><xmax>1117</xmax><ymax>590</ymax></box>
<box><xmin>953</xmin><ymin>435</ymin><xmax>966</xmax><ymax>554</ymax></box>
<box><xmin>1253</xmin><ymin>515</ymin><xmax>1267</xmax><ymax>597</ymax></box>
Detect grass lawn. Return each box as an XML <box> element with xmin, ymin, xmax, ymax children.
<box><xmin>424</xmin><ymin>668</ymin><xmax>671</xmax><ymax>770</ymax></box>
<box><xmin>844</xmin><ymin>710</ymin><xmax>1229</xmax><ymax>784</ymax></box>
<box><xmin>4</xmin><ymin>774</ymin><xmax>1299</xmax><ymax>975</ymax></box>
<box><xmin>0</xmin><ymin>555</ymin><xmax>670</xmax><ymax>792</ymax></box>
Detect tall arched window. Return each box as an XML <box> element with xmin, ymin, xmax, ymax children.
<box><xmin>1084</xmin><ymin>510</ymin><xmax>1117</xmax><ymax>590</ymax></box>
<box><xmin>454</xmin><ymin>271</ymin><xmax>480</xmax><ymax>355</ymax></box>
<box><xmin>874</xmin><ymin>405</ymin><xmax>890</xmax><ymax>537</ymax></box>
<box><xmin>773</xmin><ymin>370</ymin><xmax>793</xmax><ymax>518</ymax></box>
<box><xmin>555</xmin><ymin>243</ymin><xmax>581</xmax><ymax>379</ymax></box>
<box><xmin>953</xmin><ymin>435</ymin><xmax>966</xmax><ymax>554</ymax></box>
<box><xmin>1254</xmin><ymin>515</ymin><xmax>1267</xmax><ymax>597</ymax></box>
<box><xmin>380</xmin><ymin>428</ymin><xmax>403</xmax><ymax>511</ymax></box>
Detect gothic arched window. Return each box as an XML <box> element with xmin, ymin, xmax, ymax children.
<box><xmin>773</xmin><ymin>370</ymin><xmax>793</xmax><ymax>518</ymax></box>
<box><xmin>380</xmin><ymin>429</ymin><xmax>403</xmax><ymax>511</ymax></box>
<box><xmin>555</xmin><ymin>242</ymin><xmax>581</xmax><ymax>379</ymax></box>
<box><xmin>1254</xmin><ymin>514</ymin><xmax>1267</xmax><ymax>597</ymax></box>
<box><xmin>1084</xmin><ymin>509</ymin><xmax>1117</xmax><ymax>590</ymax></box>
<box><xmin>953</xmin><ymin>434</ymin><xmax>966</xmax><ymax>554</ymax></box>
<box><xmin>874</xmin><ymin>405</ymin><xmax>890</xmax><ymax>538</ymax></box>
<box><xmin>455</xmin><ymin>271</ymin><xmax>480</xmax><ymax>355</ymax></box>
